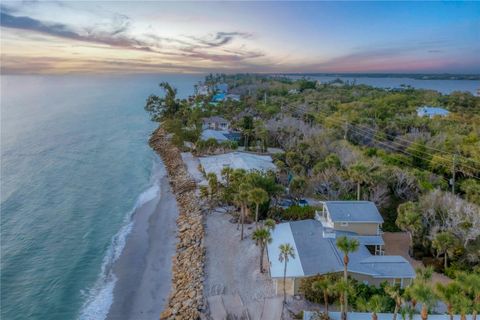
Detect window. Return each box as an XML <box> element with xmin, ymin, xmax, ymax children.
<box><xmin>393</xmin><ymin>278</ymin><xmax>402</xmax><ymax>286</ymax></box>
<box><xmin>341</xmin><ymin>222</ymin><xmax>349</xmax><ymax>227</ymax></box>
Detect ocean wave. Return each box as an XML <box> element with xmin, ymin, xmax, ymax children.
<box><xmin>78</xmin><ymin>158</ymin><xmax>163</xmax><ymax>320</ymax></box>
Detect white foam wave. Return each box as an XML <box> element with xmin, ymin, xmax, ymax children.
<box><xmin>78</xmin><ymin>157</ymin><xmax>163</xmax><ymax>320</ymax></box>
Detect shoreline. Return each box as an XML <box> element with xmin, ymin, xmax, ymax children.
<box><xmin>105</xmin><ymin>170</ymin><xmax>179</xmax><ymax>320</ymax></box>
<box><xmin>149</xmin><ymin>127</ymin><xmax>206</xmax><ymax>319</ymax></box>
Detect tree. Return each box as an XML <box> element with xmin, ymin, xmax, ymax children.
<box><xmin>312</xmin><ymin>275</ymin><xmax>335</xmax><ymax>317</ymax></box>
<box><xmin>249</xmin><ymin>188</ymin><xmax>269</xmax><ymax>227</ymax></box>
<box><xmin>336</xmin><ymin>236</ymin><xmax>360</xmax><ymax>320</ymax></box>
<box><xmin>435</xmin><ymin>282</ymin><xmax>461</xmax><ymax>320</ymax></box>
<box><xmin>289</xmin><ymin>176</ymin><xmax>307</xmax><ymax>200</ymax></box>
<box><xmin>144</xmin><ymin>82</ymin><xmax>181</xmax><ymax>121</ymax></box>
<box><xmin>241</xmin><ymin>116</ymin><xmax>254</xmax><ymax>151</ymax></box>
<box><xmin>278</xmin><ymin>243</ymin><xmax>295</xmax><ymax>305</ymax></box>
<box><xmin>384</xmin><ymin>284</ymin><xmax>403</xmax><ymax>320</ymax></box>
<box><xmin>334</xmin><ymin>278</ymin><xmax>355</xmax><ymax>320</ymax></box>
<box><xmin>252</xmin><ymin>228</ymin><xmax>272</xmax><ymax>273</ymax></box>
<box><xmin>367</xmin><ymin>295</ymin><xmax>389</xmax><ymax>320</ymax></box>
<box><xmin>432</xmin><ymin>232</ymin><xmax>457</xmax><ymax>270</ymax></box>
<box><xmin>451</xmin><ymin>295</ymin><xmax>471</xmax><ymax>320</ymax></box>
<box><xmin>264</xmin><ymin>218</ymin><xmax>276</xmax><ymax>231</ymax></box>
<box><xmin>456</xmin><ymin>272</ymin><xmax>480</xmax><ymax>320</ymax></box>
<box><xmin>347</xmin><ymin>162</ymin><xmax>371</xmax><ymax>200</ymax></box>
<box><xmin>235</xmin><ymin>183</ymin><xmax>251</xmax><ymax>240</ymax></box>
<box><xmin>396</xmin><ymin>201</ymin><xmax>422</xmax><ymax>255</ymax></box>
<box><xmin>410</xmin><ymin>283</ymin><xmax>437</xmax><ymax>320</ymax></box>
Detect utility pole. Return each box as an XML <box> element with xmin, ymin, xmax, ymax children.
<box><xmin>451</xmin><ymin>154</ymin><xmax>457</xmax><ymax>194</ymax></box>
<box><xmin>343</xmin><ymin>122</ymin><xmax>349</xmax><ymax>140</ymax></box>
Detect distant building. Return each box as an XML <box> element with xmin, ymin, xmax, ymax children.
<box><xmin>266</xmin><ymin>201</ymin><xmax>415</xmax><ymax>295</ymax></box>
<box><xmin>196</xmin><ymin>84</ymin><xmax>210</xmax><ymax>96</ymax></box>
<box><xmin>417</xmin><ymin>106</ymin><xmax>449</xmax><ymax>118</ymax></box>
<box><xmin>199</xmin><ymin>152</ymin><xmax>277</xmax><ymax>183</ymax></box>
<box><xmin>216</xmin><ymin>83</ymin><xmax>229</xmax><ymax>93</ymax></box>
<box><xmin>226</xmin><ymin>94</ymin><xmax>241</xmax><ymax>102</ymax></box>
<box><xmin>202</xmin><ymin>116</ymin><xmax>230</xmax><ymax>131</ymax></box>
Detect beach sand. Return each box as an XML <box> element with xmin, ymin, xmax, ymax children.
<box><xmin>106</xmin><ymin>174</ymin><xmax>179</xmax><ymax>320</ymax></box>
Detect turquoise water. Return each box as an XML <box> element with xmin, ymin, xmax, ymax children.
<box><xmin>1</xmin><ymin>74</ymin><xmax>478</xmax><ymax>320</ymax></box>
<box><xmin>0</xmin><ymin>74</ymin><xmax>202</xmax><ymax>320</ymax></box>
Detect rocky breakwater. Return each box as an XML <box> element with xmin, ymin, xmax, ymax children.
<box><xmin>149</xmin><ymin>127</ymin><xmax>205</xmax><ymax>320</ymax></box>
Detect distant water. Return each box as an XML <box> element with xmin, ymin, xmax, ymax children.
<box><xmin>1</xmin><ymin>73</ymin><xmax>478</xmax><ymax>320</ymax></box>
<box><xmin>0</xmin><ymin>74</ymin><xmax>203</xmax><ymax>320</ymax></box>
<box><xmin>290</xmin><ymin>75</ymin><xmax>480</xmax><ymax>94</ymax></box>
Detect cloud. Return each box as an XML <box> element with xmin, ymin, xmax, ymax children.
<box><xmin>0</xmin><ymin>9</ymin><xmax>263</xmax><ymax>66</ymax></box>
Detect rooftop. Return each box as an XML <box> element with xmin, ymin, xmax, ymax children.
<box><xmin>267</xmin><ymin>219</ymin><xmax>414</xmax><ymax>279</ymax></box>
<box><xmin>199</xmin><ymin>152</ymin><xmax>276</xmax><ymax>181</ymax></box>
<box><xmin>417</xmin><ymin>106</ymin><xmax>449</xmax><ymax>117</ymax></box>
<box><xmin>323</xmin><ymin>201</ymin><xmax>384</xmax><ymax>223</ymax></box>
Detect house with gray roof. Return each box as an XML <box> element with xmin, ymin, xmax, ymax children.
<box><xmin>417</xmin><ymin>106</ymin><xmax>449</xmax><ymax>118</ymax></box>
<box><xmin>266</xmin><ymin>201</ymin><xmax>415</xmax><ymax>296</ymax></box>
<box><xmin>316</xmin><ymin>201</ymin><xmax>384</xmax><ymax>238</ymax></box>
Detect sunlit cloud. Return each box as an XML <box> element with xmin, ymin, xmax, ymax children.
<box><xmin>1</xmin><ymin>1</ymin><xmax>479</xmax><ymax>74</ymax></box>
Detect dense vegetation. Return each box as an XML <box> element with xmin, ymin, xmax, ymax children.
<box><xmin>145</xmin><ymin>74</ymin><xmax>480</xmax><ymax>276</ymax></box>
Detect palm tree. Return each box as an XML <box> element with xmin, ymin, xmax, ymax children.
<box><xmin>396</xmin><ymin>201</ymin><xmax>422</xmax><ymax>255</ymax></box>
<box><xmin>312</xmin><ymin>275</ymin><xmax>335</xmax><ymax>317</ymax></box>
<box><xmin>252</xmin><ymin>228</ymin><xmax>272</xmax><ymax>273</ymax></box>
<box><xmin>451</xmin><ymin>295</ymin><xmax>472</xmax><ymax>320</ymax></box>
<box><xmin>385</xmin><ymin>284</ymin><xmax>403</xmax><ymax>320</ymax></box>
<box><xmin>347</xmin><ymin>162</ymin><xmax>370</xmax><ymax>200</ymax></box>
<box><xmin>456</xmin><ymin>272</ymin><xmax>480</xmax><ymax>320</ymax></box>
<box><xmin>236</xmin><ymin>183</ymin><xmax>251</xmax><ymax>240</ymax></box>
<box><xmin>336</xmin><ymin>236</ymin><xmax>359</xmax><ymax>320</ymax></box>
<box><xmin>278</xmin><ymin>243</ymin><xmax>295</xmax><ymax>305</ymax></box>
<box><xmin>221</xmin><ymin>166</ymin><xmax>234</xmax><ymax>188</ymax></box>
<box><xmin>432</xmin><ymin>232</ymin><xmax>457</xmax><ymax>270</ymax></box>
<box><xmin>368</xmin><ymin>295</ymin><xmax>388</xmax><ymax>320</ymax></box>
<box><xmin>435</xmin><ymin>282</ymin><xmax>461</xmax><ymax>320</ymax></box>
<box><xmin>248</xmin><ymin>188</ymin><xmax>269</xmax><ymax>228</ymax></box>
<box><xmin>410</xmin><ymin>284</ymin><xmax>437</xmax><ymax>320</ymax></box>
<box><xmin>334</xmin><ymin>278</ymin><xmax>355</xmax><ymax>320</ymax></box>
<box><xmin>264</xmin><ymin>218</ymin><xmax>276</xmax><ymax>231</ymax></box>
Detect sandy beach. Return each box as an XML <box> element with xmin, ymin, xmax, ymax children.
<box><xmin>106</xmin><ymin>173</ymin><xmax>179</xmax><ymax>320</ymax></box>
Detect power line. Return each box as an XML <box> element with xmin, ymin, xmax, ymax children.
<box><xmin>293</xmin><ymin>105</ymin><xmax>480</xmax><ymax>176</ymax></box>
<box><xmin>291</xmin><ymin>105</ymin><xmax>480</xmax><ymax>181</ymax></box>
<box><xmin>294</xmin><ymin>105</ymin><xmax>480</xmax><ymax>166</ymax></box>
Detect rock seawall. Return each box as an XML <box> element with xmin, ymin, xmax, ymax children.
<box><xmin>149</xmin><ymin>127</ymin><xmax>205</xmax><ymax>320</ymax></box>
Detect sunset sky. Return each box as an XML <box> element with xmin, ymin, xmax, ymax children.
<box><xmin>1</xmin><ymin>1</ymin><xmax>479</xmax><ymax>74</ymax></box>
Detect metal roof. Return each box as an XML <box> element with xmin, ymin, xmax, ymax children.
<box><xmin>267</xmin><ymin>220</ymin><xmax>414</xmax><ymax>279</ymax></box>
<box><xmin>199</xmin><ymin>152</ymin><xmax>276</xmax><ymax>182</ymax></box>
<box><xmin>323</xmin><ymin>201</ymin><xmax>384</xmax><ymax>223</ymax></box>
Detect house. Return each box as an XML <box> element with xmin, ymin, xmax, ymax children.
<box><xmin>202</xmin><ymin>116</ymin><xmax>230</xmax><ymax>131</ymax></box>
<box><xmin>200</xmin><ymin>129</ymin><xmax>241</xmax><ymax>143</ymax></box>
<box><xmin>216</xmin><ymin>83</ymin><xmax>229</xmax><ymax>93</ymax></box>
<box><xmin>417</xmin><ymin>106</ymin><xmax>449</xmax><ymax>118</ymax></box>
<box><xmin>226</xmin><ymin>94</ymin><xmax>241</xmax><ymax>102</ymax></box>
<box><xmin>316</xmin><ymin>201</ymin><xmax>383</xmax><ymax>236</ymax></box>
<box><xmin>266</xmin><ymin>201</ymin><xmax>415</xmax><ymax>295</ymax></box>
<box><xmin>196</xmin><ymin>84</ymin><xmax>210</xmax><ymax>96</ymax></box>
<box><xmin>199</xmin><ymin>152</ymin><xmax>277</xmax><ymax>183</ymax></box>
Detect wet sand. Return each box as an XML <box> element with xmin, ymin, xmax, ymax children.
<box><xmin>106</xmin><ymin>174</ymin><xmax>179</xmax><ymax>320</ymax></box>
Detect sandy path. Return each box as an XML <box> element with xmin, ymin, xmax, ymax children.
<box><xmin>204</xmin><ymin>210</ymin><xmax>275</xmax><ymax>318</ymax></box>
<box><xmin>106</xmin><ymin>175</ymin><xmax>179</xmax><ymax>320</ymax></box>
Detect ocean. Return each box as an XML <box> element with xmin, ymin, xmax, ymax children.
<box><xmin>0</xmin><ymin>74</ymin><xmax>478</xmax><ymax>320</ymax></box>
<box><xmin>0</xmin><ymin>74</ymin><xmax>203</xmax><ymax>320</ymax></box>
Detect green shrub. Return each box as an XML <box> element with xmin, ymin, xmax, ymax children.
<box><xmin>281</xmin><ymin>205</ymin><xmax>315</xmax><ymax>220</ymax></box>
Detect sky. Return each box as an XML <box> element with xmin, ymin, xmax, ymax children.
<box><xmin>1</xmin><ymin>1</ymin><xmax>479</xmax><ymax>74</ymax></box>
